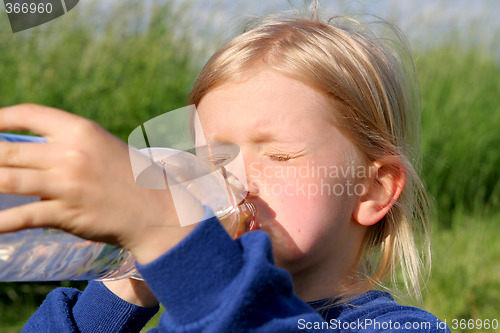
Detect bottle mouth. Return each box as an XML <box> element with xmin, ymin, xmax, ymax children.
<box><xmin>234</xmin><ymin>201</ymin><xmax>258</xmax><ymax>238</ymax></box>
<box><xmin>215</xmin><ymin>200</ymin><xmax>257</xmax><ymax>238</ymax></box>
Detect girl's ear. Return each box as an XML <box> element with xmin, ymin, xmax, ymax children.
<box><xmin>352</xmin><ymin>156</ymin><xmax>406</xmax><ymax>226</ymax></box>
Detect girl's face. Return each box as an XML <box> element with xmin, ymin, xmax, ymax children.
<box><xmin>197</xmin><ymin>70</ymin><xmax>366</xmax><ymax>299</ymax></box>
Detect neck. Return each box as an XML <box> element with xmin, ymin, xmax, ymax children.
<box><xmin>291</xmin><ymin>258</ymin><xmax>359</xmax><ymax>302</ymax></box>
<box><xmin>290</xmin><ymin>223</ymin><xmax>366</xmax><ymax>303</ymax></box>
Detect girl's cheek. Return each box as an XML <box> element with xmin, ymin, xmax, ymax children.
<box><xmin>268</xmin><ymin>176</ymin><xmax>323</xmax><ymax>221</ymax></box>
<box><xmin>251</xmin><ymin>167</ymin><xmax>341</xmax><ymax>219</ymax></box>
<box><xmin>276</xmin><ymin>173</ymin><xmax>347</xmax><ymax>215</ymax></box>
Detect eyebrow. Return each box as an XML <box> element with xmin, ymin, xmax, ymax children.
<box><xmin>207</xmin><ymin>122</ymin><xmax>308</xmax><ymax>146</ymax></box>
<box><xmin>250</xmin><ymin>129</ymin><xmax>307</xmax><ymax>145</ymax></box>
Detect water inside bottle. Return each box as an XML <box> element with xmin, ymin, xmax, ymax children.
<box><xmin>0</xmin><ymin>228</ymin><xmax>136</xmax><ymax>281</ymax></box>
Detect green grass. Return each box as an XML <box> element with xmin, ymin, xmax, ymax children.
<box><xmin>417</xmin><ymin>47</ymin><xmax>500</xmax><ymax>225</ymax></box>
<box><xmin>423</xmin><ymin>215</ymin><xmax>500</xmax><ymax>333</ymax></box>
<box><xmin>0</xmin><ymin>281</ymin><xmax>87</xmax><ymax>332</ymax></box>
<box><xmin>0</xmin><ymin>1</ymin><xmax>200</xmax><ymax>141</ymax></box>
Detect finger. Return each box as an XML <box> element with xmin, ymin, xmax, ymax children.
<box><xmin>0</xmin><ymin>104</ymin><xmax>81</xmax><ymax>138</ymax></box>
<box><xmin>0</xmin><ymin>142</ymin><xmax>54</xmax><ymax>169</ymax></box>
<box><xmin>0</xmin><ymin>200</ymin><xmax>60</xmax><ymax>233</ymax></box>
<box><xmin>0</xmin><ymin>167</ymin><xmax>52</xmax><ymax>196</ymax></box>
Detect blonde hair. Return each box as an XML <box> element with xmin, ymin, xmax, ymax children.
<box><xmin>188</xmin><ymin>11</ymin><xmax>430</xmax><ymax>303</ymax></box>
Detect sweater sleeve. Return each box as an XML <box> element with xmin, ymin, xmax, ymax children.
<box><xmin>137</xmin><ymin>216</ymin><xmax>330</xmax><ymax>333</ymax></box>
<box><xmin>22</xmin><ymin>279</ymin><xmax>159</xmax><ymax>333</ymax></box>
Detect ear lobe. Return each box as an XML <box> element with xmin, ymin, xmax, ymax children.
<box><xmin>352</xmin><ymin>157</ymin><xmax>406</xmax><ymax>227</ymax></box>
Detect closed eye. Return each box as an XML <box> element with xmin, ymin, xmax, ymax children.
<box><xmin>267</xmin><ymin>153</ymin><xmax>293</xmax><ymax>162</ymax></box>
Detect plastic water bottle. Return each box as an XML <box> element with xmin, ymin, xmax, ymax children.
<box><xmin>0</xmin><ymin>133</ymin><xmax>255</xmax><ymax>281</ymax></box>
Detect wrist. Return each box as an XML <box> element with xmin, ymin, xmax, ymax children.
<box><xmin>130</xmin><ymin>224</ymin><xmax>196</xmax><ymax>265</ymax></box>
<box><xmin>126</xmin><ymin>187</ymin><xmax>206</xmax><ymax>265</ymax></box>
<box><xmin>102</xmin><ymin>278</ymin><xmax>159</xmax><ymax>308</ymax></box>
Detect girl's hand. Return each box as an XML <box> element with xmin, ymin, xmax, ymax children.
<box><xmin>0</xmin><ymin>104</ymin><xmax>204</xmax><ymax>264</ymax></box>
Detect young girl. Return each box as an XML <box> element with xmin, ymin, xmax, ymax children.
<box><xmin>0</xmin><ymin>10</ymin><xmax>450</xmax><ymax>333</ymax></box>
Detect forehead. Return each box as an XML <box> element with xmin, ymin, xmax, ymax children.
<box><xmin>196</xmin><ymin>70</ymin><xmax>334</xmax><ymax>140</ymax></box>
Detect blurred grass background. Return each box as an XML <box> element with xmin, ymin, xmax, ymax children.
<box><xmin>0</xmin><ymin>1</ymin><xmax>499</xmax><ymax>332</ymax></box>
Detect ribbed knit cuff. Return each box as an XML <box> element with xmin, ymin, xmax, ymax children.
<box><xmin>73</xmin><ymin>280</ymin><xmax>159</xmax><ymax>332</ymax></box>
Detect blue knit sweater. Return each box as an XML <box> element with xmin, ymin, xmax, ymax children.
<box><xmin>22</xmin><ymin>216</ymin><xmax>450</xmax><ymax>332</ymax></box>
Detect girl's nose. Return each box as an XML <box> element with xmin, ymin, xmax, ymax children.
<box><xmin>244</xmin><ymin>160</ymin><xmax>262</xmax><ymax>197</ymax></box>
<box><xmin>245</xmin><ymin>173</ymin><xmax>261</xmax><ymax>197</ymax></box>
<box><xmin>225</xmin><ymin>172</ymin><xmax>248</xmax><ymax>203</ymax></box>
<box><xmin>223</xmin><ymin>147</ymin><xmax>260</xmax><ymax>198</ymax></box>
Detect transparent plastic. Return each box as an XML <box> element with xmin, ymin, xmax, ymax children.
<box><xmin>0</xmin><ymin>133</ymin><xmax>255</xmax><ymax>281</ymax></box>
